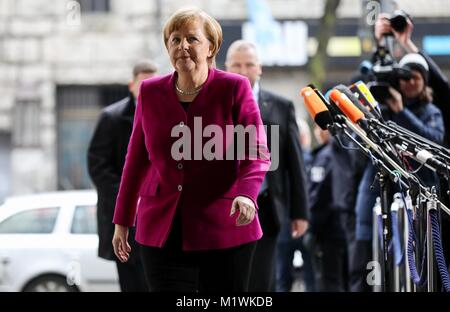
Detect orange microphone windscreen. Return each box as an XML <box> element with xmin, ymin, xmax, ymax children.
<box><xmin>329</xmin><ymin>89</ymin><xmax>364</xmax><ymax>124</ymax></box>
<box><xmin>301</xmin><ymin>87</ymin><xmax>333</xmax><ymax>130</ymax></box>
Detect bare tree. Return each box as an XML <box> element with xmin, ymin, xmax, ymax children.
<box><xmin>308</xmin><ymin>0</ymin><xmax>341</xmax><ymax>89</ymax></box>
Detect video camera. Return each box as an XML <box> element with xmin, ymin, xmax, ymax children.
<box><xmin>387</xmin><ymin>10</ymin><xmax>412</xmax><ymax>35</ymax></box>
<box><xmin>366</xmin><ymin>10</ymin><xmax>413</xmax><ymax>104</ymax></box>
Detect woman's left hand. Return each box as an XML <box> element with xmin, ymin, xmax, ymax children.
<box><xmin>230</xmin><ymin>196</ymin><xmax>256</xmax><ymax>226</ymax></box>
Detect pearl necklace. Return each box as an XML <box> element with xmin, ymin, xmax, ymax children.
<box><xmin>175</xmin><ymin>82</ymin><xmax>203</xmax><ymax>95</ymax></box>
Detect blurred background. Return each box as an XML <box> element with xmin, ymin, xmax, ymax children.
<box><xmin>1</xmin><ymin>0</ymin><xmax>450</xmax><ymax>198</ymax></box>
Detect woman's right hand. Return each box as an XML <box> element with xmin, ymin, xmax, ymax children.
<box><xmin>112</xmin><ymin>224</ymin><xmax>131</xmax><ymax>263</ymax></box>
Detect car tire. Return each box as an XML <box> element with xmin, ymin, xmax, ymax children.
<box><xmin>23</xmin><ymin>275</ymin><xmax>79</xmax><ymax>292</ymax></box>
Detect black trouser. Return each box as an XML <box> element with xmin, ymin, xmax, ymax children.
<box><xmin>115</xmin><ymin>228</ymin><xmax>148</xmax><ymax>292</ymax></box>
<box><xmin>248</xmin><ymin>234</ymin><xmax>277</xmax><ymax>291</ymax></box>
<box><xmin>139</xmin><ymin>214</ymin><xmax>257</xmax><ymax>292</ymax></box>
<box><xmin>248</xmin><ymin>191</ymin><xmax>278</xmax><ymax>292</ymax></box>
<box><xmin>340</xmin><ymin>211</ymin><xmax>356</xmax><ymax>291</ymax></box>
<box><xmin>310</xmin><ymin>236</ymin><xmax>347</xmax><ymax>292</ymax></box>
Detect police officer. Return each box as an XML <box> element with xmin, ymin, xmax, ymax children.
<box><xmin>306</xmin><ymin>125</ymin><xmax>346</xmax><ymax>291</ymax></box>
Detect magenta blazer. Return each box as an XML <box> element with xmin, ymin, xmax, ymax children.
<box><xmin>113</xmin><ymin>68</ymin><xmax>271</xmax><ymax>250</ymax></box>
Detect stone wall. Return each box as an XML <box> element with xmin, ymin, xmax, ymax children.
<box><xmin>1</xmin><ymin>0</ymin><xmax>449</xmax><ymax>195</ymax></box>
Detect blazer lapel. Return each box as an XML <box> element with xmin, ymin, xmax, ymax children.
<box><xmin>118</xmin><ymin>97</ymin><xmax>135</xmax><ymax>124</ymax></box>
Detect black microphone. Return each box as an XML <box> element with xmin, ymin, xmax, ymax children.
<box><xmin>300</xmin><ymin>86</ymin><xmax>333</xmax><ymax>130</ymax></box>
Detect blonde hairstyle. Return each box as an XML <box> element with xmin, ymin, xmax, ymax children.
<box><xmin>163</xmin><ymin>8</ymin><xmax>223</xmax><ymax>67</ymax></box>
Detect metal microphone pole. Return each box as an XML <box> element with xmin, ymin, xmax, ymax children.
<box><xmin>329</xmin><ymin>118</ymin><xmax>398</xmax><ymax>291</ymax></box>
<box><xmin>377</xmin><ymin>170</ymin><xmax>394</xmax><ymax>292</ymax></box>
<box><xmin>369</xmin><ymin>119</ymin><xmax>450</xmax><ymax>164</ymax></box>
<box><xmin>404</xmin><ymin>192</ymin><xmax>416</xmax><ymax>292</ymax></box>
<box><xmin>345</xmin><ymin>117</ymin><xmax>450</xmax><ymax>217</ymax></box>
<box><xmin>415</xmin><ymin>195</ymin><xmax>427</xmax><ymax>292</ymax></box>
<box><xmin>426</xmin><ymin>188</ymin><xmax>438</xmax><ymax>292</ymax></box>
<box><xmin>372</xmin><ymin>197</ymin><xmax>382</xmax><ymax>292</ymax></box>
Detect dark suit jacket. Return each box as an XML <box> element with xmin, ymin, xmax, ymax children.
<box><xmin>257</xmin><ymin>89</ymin><xmax>309</xmax><ymax>237</ymax></box>
<box><xmin>87</xmin><ymin>95</ymin><xmax>135</xmax><ymax>260</ymax></box>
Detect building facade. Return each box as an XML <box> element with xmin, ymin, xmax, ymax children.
<box><xmin>0</xmin><ymin>0</ymin><xmax>449</xmax><ymax>198</ymax></box>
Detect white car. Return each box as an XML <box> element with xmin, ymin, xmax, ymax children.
<box><xmin>0</xmin><ymin>190</ymin><xmax>119</xmax><ymax>292</ymax></box>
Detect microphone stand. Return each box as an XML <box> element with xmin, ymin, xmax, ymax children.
<box><xmin>328</xmin><ymin>118</ymin><xmax>403</xmax><ymax>292</ymax></box>
<box><xmin>371</xmin><ymin>119</ymin><xmax>450</xmax><ymax>163</ymax></box>
<box><xmin>333</xmin><ymin>116</ymin><xmax>450</xmax><ymax>292</ymax></box>
<box><xmin>385</xmin><ymin>121</ymin><xmax>450</xmax><ymax>159</ymax></box>
<box><xmin>366</xmin><ymin>118</ymin><xmax>450</xmax><ymax>216</ymax></box>
<box><xmin>376</xmin><ymin>169</ymin><xmax>394</xmax><ymax>292</ymax></box>
<box><xmin>330</xmin><ymin>114</ymin><xmax>450</xmax><ymax>291</ymax></box>
<box><xmin>343</xmin><ymin>117</ymin><xmax>450</xmax><ymax>217</ymax></box>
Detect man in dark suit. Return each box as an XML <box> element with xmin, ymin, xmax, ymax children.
<box><xmin>225</xmin><ymin>40</ymin><xmax>309</xmax><ymax>291</ymax></box>
<box><xmin>87</xmin><ymin>60</ymin><xmax>157</xmax><ymax>291</ymax></box>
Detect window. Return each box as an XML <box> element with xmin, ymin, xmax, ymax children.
<box><xmin>56</xmin><ymin>85</ymin><xmax>128</xmax><ymax>190</ymax></box>
<box><xmin>0</xmin><ymin>207</ymin><xmax>59</xmax><ymax>234</ymax></box>
<box><xmin>76</xmin><ymin>0</ymin><xmax>110</xmax><ymax>13</ymax></box>
<box><xmin>13</xmin><ymin>99</ymin><xmax>41</xmax><ymax>147</ymax></box>
<box><xmin>71</xmin><ymin>205</ymin><xmax>97</xmax><ymax>234</ymax></box>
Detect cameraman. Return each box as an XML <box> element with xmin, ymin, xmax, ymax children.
<box><xmin>387</xmin><ymin>54</ymin><xmax>444</xmax><ymax>146</ymax></box>
<box><xmin>351</xmin><ymin>53</ymin><xmax>444</xmax><ymax>292</ymax></box>
<box><xmin>376</xmin><ymin>11</ymin><xmax>450</xmax><ymax>294</ymax></box>
<box><xmin>375</xmin><ymin>12</ymin><xmax>450</xmax><ymax>146</ymax></box>
<box><xmin>349</xmin><ymin>15</ymin><xmax>446</xmax><ymax>292</ymax></box>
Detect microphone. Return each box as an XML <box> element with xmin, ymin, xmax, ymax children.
<box><xmin>308</xmin><ymin>84</ymin><xmax>345</xmax><ymax>121</ymax></box>
<box><xmin>415</xmin><ymin>149</ymin><xmax>450</xmax><ymax>176</ymax></box>
<box><xmin>329</xmin><ymin>89</ymin><xmax>365</xmax><ymax>126</ymax></box>
<box><xmin>300</xmin><ymin>86</ymin><xmax>420</xmax><ymax>188</ymax></box>
<box><xmin>349</xmin><ymin>81</ymin><xmax>383</xmax><ymax>119</ymax></box>
<box><xmin>300</xmin><ymin>86</ymin><xmax>333</xmax><ymax>130</ymax></box>
<box><xmin>329</xmin><ymin>89</ymin><xmax>394</xmax><ymax>152</ymax></box>
<box><xmin>333</xmin><ymin>84</ymin><xmax>377</xmax><ymax>120</ymax></box>
<box><xmin>392</xmin><ymin>134</ymin><xmax>450</xmax><ymax>176</ymax></box>
<box><xmin>330</xmin><ymin>88</ymin><xmax>449</xmax><ymax>175</ymax></box>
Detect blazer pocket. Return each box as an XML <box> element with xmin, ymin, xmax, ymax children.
<box><xmin>139</xmin><ymin>180</ymin><xmax>159</xmax><ymax>197</ymax></box>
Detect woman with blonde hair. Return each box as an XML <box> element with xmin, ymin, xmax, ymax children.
<box><xmin>112</xmin><ymin>8</ymin><xmax>270</xmax><ymax>292</ymax></box>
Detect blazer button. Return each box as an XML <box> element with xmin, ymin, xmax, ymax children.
<box><xmin>177</xmin><ymin>163</ymin><xmax>183</xmax><ymax>170</ymax></box>
<box><xmin>179</xmin><ymin>121</ymin><xmax>185</xmax><ymax>127</ymax></box>
<box><xmin>177</xmin><ymin>184</ymin><xmax>183</xmax><ymax>192</ymax></box>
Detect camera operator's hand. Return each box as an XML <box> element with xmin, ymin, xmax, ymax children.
<box><xmin>392</xmin><ymin>17</ymin><xmax>418</xmax><ymax>53</ymax></box>
<box><xmin>374</xmin><ymin>13</ymin><xmax>392</xmax><ymax>44</ymax></box>
<box><xmin>387</xmin><ymin>87</ymin><xmax>404</xmax><ymax>113</ymax></box>
<box><xmin>374</xmin><ymin>13</ymin><xmax>418</xmax><ymax>53</ymax></box>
